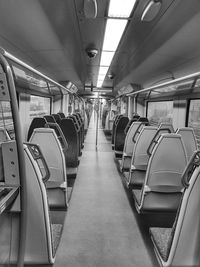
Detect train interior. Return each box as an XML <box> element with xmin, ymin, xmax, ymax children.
<box><xmin>0</xmin><ymin>0</ymin><xmax>200</xmax><ymax>266</ymax></box>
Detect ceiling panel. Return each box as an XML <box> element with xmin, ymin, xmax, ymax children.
<box><xmin>0</xmin><ymin>0</ymin><xmax>199</xmax><ymax>97</ymax></box>
<box><xmin>112</xmin><ymin>0</ymin><xmax>200</xmax><ymax>90</ymax></box>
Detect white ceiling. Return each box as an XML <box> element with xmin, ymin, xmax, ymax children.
<box><xmin>0</xmin><ymin>0</ymin><xmax>199</xmax><ymax>95</ymax></box>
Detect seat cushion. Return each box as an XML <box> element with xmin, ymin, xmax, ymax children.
<box><xmin>51</xmin><ymin>224</ymin><xmax>63</xmax><ymax>256</ymax></box>
<box><xmin>132</xmin><ymin>189</ymin><xmax>142</xmax><ymax>205</ymax></box>
<box><xmin>130</xmin><ymin>170</ymin><xmax>146</xmax><ymax>188</ymax></box>
<box><xmin>123</xmin><ymin>171</ymin><xmax>130</xmax><ymax>183</ymax></box>
<box><xmin>122</xmin><ymin>157</ymin><xmax>131</xmax><ymax>171</ymax></box>
<box><xmin>150</xmin><ymin>227</ymin><xmax>173</xmax><ymax>262</ymax></box>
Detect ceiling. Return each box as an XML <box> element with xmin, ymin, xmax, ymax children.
<box><xmin>0</xmin><ymin>0</ymin><xmax>200</xmax><ymax>97</ymax></box>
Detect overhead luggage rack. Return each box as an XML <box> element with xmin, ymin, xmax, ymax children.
<box><xmin>127</xmin><ymin>71</ymin><xmax>200</xmax><ymax>100</ymax></box>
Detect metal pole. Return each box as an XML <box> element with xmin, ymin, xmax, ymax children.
<box><xmin>0</xmin><ymin>47</ymin><xmax>74</xmax><ymax>95</ymax></box>
<box><xmin>95</xmin><ymin>93</ymin><xmax>99</xmax><ymax>149</ymax></box>
<box><xmin>0</xmin><ymin>53</ymin><xmax>27</xmax><ymax>267</ymax></box>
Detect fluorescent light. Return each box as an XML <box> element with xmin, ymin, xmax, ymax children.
<box><xmin>96</xmin><ymin>0</ymin><xmax>136</xmax><ymax>88</ymax></box>
<box><xmin>102</xmin><ymin>19</ymin><xmax>127</xmax><ymax>51</ymax></box>
<box><xmin>100</xmin><ymin>51</ymin><xmax>115</xmax><ymax>66</ymax></box>
<box><xmin>98</xmin><ymin>66</ymin><xmax>109</xmax><ymax>75</ymax></box>
<box><xmin>108</xmin><ymin>0</ymin><xmax>137</xmax><ymax>18</ymax></box>
<box><xmin>97</xmin><ymin>80</ymin><xmax>103</xmax><ymax>88</ymax></box>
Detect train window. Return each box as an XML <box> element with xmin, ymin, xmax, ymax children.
<box><xmin>68</xmin><ymin>94</ymin><xmax>74</xmax><ymax>114</ymax></box>
<box><xmin>188</xmin><ymin>99</ymin><xmax>200</xmax><ymax>147</ymax></box>
<box><xmin>29</xmin><ymin>95</ymin><xmax>51</xmax><ymax>119</ymax></box>
<box><xmin>147</xmin><ymin>101</ymin><xmax>173</xmax><ymax>125</ymax></box>
<box><xmin>74</xmin><ymin>99</ymin><xmax>80</xmax><ymax>112</ymax></box>
<box><xmin>0</xmin><ymin>102</ymin><xmax>15</xmax><ymax>139</ymax></box>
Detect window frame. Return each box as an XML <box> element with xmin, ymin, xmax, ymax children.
<box><xmin>29</xmin><ymin>94</ymin><xmax>52</xmax><ymax>119</ymax></box>
<box><xmin>146</xmin><ymin>100</ymin><xmax>174</xmax><ymax>125</ymax></box>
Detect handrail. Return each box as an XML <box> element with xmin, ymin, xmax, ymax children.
<box><xmin>45</xmin><ymin>122</ymin><xmax>68</xmax><ymax>152</ymax></box>
<box><xmin>124</xmin><ymin>120</ymin><xmax>132</xmax><ymax>135</ymax></box>
<box><xmin>127</xmin><ymin>71</ymin><xmax>200</xmax><ymax>97</ymax></box>
<box><xmin>182</xmin><ymin>150</ymin><xmax>200</xmax><ymax>188</ymax></box>
<box><xmin>0</xmin><ymin>52</ymin><xmax>27</xmax><ymax>267</ymax></box>
<box><xmin>147</xmin><ymin>128</ymin><xmax>172</xmax><ymax>156</ymax></box>
<box><xmin>132</xmin><ymin>123</ymin><xmax>143</xmax><ymax>143</ymax></box>
<box><xmin>0</xmin><ymin>47</ymin><xmax>75</xmax><ymax>95</ymax></box>
<box><xmin>24</xmin><ymin>143</ymin><xmax>50</xmax><ymax>183</ymax></box>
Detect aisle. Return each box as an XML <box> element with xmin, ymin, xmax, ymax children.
<box><xmin>54</xmin><ymin>112</ymin><xmax>157</xmax><ymax>267</ymax></box>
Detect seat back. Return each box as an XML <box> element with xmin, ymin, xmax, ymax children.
<box><xmin>132</xmin><ymin>126</ymin><xmax>157</xmax><ymax>170</ymax></box>
<box><xmin>124</xmin><ymin>118</ymin><xmax>139</xmax><ymax>135</ymax></box>
<box><xmin>46</xmin><ymin>122</ymin><xmax>68</xmax><ymax>152</ymax></box>
<box><xmin>147</xmin><ymin>124</ymin><xmax>175</xmax><ymax>157</ymax></box>
<box><xmin>29</xmin><ymin>128</ymin><xmax>66</xmax><ymax>184</ymax></box>
<box><xmin>120</xmin><ymin>122</ymin><xmax>144</xmax><ymax>172</ymax></box>
<box><xmin>151</xmin><ymin>151</ymin><xmax>200</xmax><ymax>267</ymax></box>
<box><xmin>138</xmin><ymin>134</ymin><xmax>187</xmax><ymax>212</ymax></box>
<box><xmin>44</xmin><ymin>115</ymin><xmax>56</xmax><ymax>123</ymax></box>
<box><xmin>76</xmin><ymin>113</ymin><xmax>84</xmax><ymax>125</ymax></box>
<box><xmin>159</xmin><ymin>122</ymin><xmax>174</xmax><ymax>133</ymax></box>
<box><xmin>176</xmin><ymin>127</ymin><xmax>198</xmax><ymax>162</ymax></box>
<box><xmin>73</xmin><ymin>113</ymin><xmax>84</xmax><ymax>144</ymax></box>
<box><xmin>52</xmin><ymin>114</ymin><xmax>61</xmax><ymax>124</ymax></box>
<box><xmin>27</xmin><ymin>117</ymin><xmax>47</xmax><ymax>141</ymax></box>
<box><xmin>123</xmin><ymin>122</ymin><xmax>144</xmax><ymax>157</ymax></box>
<box><xmin>111</xmin><ymin>115</ymin><xmax>123</xmax><ymax>146</ymax></box>
<box><xmin>132</xmin><ymin>114</ymin><xmax>140</xmax><ymax>120</ymax></box>
<box><xmin>167</xmin><ymin>154</ymin><xmax>200</xmax><ymax>267</ymax></box>
<box><xmin>60</xmin><ymin>118</ymin><xmax>79</xmax><ymax>167</ymax></box>
<box><xmin>68</xmin><ymin>115</ymin><xmax>80</xmax><ymax>132</ymax></box>
<box><xmin>68</xmin><ymin>115</ymin><xmax>81</xmax><ymax>155</ymax></box>
<box><xmin>57</xmin><ymin>112</ymin><xmax>65</xmax><ymax>118</ymax></box>
<box><xmin>29</xmin><ymin>128</ymin><xmax>68</xmax><ymax>208</ymax></box>
<box><xmin>0</xmin><ymin>143</ymin><xmax>55</xmax><ymax>264</ymax></box>
<box><xmin>114</xmin><ymin>116</ymin><xmax>129</xmax><ymax>156</ymax></box>
<box><xmin>137</xmin><ymin>117</ymin><xmax>149</xmax><ymax>124</ymax></box>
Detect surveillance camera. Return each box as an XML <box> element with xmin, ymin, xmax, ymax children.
<box><xmin>86</xmin><ymin>48</ymin><xmax>98</xmax><ymax>58</ymax></box>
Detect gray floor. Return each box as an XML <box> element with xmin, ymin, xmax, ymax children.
<box><xmin>54</xmin><ymin>112</ymin><xmax>159</xmax><ymax>267</ymax></box>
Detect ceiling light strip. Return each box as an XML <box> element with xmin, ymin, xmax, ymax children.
<box><xmin>97</xmin><ymin>0</ymin><xmax>137</xmax><ymax>88</ymax></box>
<box><xmin>108</xmin><ymin>0</ymin><xmax>137</xmax><ymax>18</ymax></box>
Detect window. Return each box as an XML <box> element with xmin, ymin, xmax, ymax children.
<box><xmin>68</xmin><ymin>95</ymin><xmax>74</xmax><ymax>114</ymax></box>
<box><xmin>147</xmin><ymin>101</ymin><xmax>173</xmax><ymax>126</ymax></box>
<box><xmin>188</xmin><ymin>99</ymin><xmax>200</xmax><ymax>147</ymax></box>
<box><xmin>0</xmin><ymin>101</ymin><xmax>15</xmax><ymax>139</ymax></box>
<box><xmin>29</xmin><ymin>95</ymin><xmax>51</xmax><ymax>119</ymax></box>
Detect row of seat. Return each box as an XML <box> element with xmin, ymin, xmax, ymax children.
<box><xmin>150</xmin><ymin>151</ymin><xmax>200</xmax><ymax>267</ymax></box>
<box><xmin>112</xmin><ymin>114</ymin><xmax>149</xmax><ymax>158</ymax></box>
<box><xmin>122</xmin><ymin>120</ymin><xmax>197</xmax><ymax>213</ymax></box>
<box><xmin>0</xmin><ymin>110</ymin><xmax>90</xmax><ymax>265</ymax></box>
<box><xmin>111</xmin><ymin>114</ymin><xmax>200</xmax><ymax>266</ymax></box>
<box><xmin>28</xmin><ymin>112</ymin><xmax>86</xmax><ymax>208</ymax></box>
<box><xmin>28</xmin><ymin>112</ymin><xmax>84</xmax><ymax>168</ymax></box>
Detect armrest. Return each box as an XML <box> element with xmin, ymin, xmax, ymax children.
<box><xmin>46</xmin><ymin>181</ymin><xmax>66</xmax><ymax>189</ymax></box>
<box><xmin>144</xmin><ymin>185</ymin><xmax>183</xmax><ymax>193</ymax></box>
<box><xmin>131</xmin><ymin>164</ymin><xmax>147</xmax><ymax>171</ymax></box>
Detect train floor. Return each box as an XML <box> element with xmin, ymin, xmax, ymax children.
<box><xmin>53</xmin><ymin>112</ymin><xmax>160</xmax><ymax>267</ymax></box>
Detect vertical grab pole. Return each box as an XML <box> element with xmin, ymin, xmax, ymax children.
<box><xmin>0</xmin><ymin>49</ymin><xmax>27</xmax><ymax>267</ymax></box>
<box><xmin>95</xmin><ymin>92</ymin><xmax>99</xmax><ymax>149</ymax></box>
